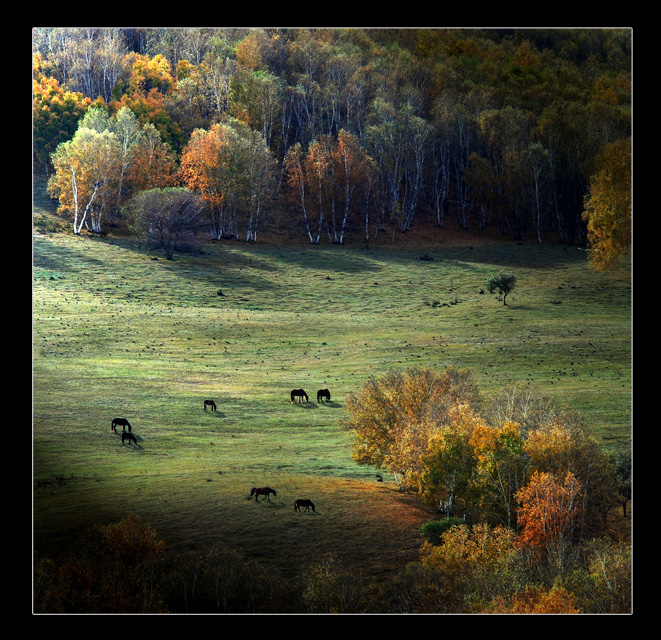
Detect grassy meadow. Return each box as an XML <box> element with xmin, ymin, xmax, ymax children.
<box><xmin>33</xmin><ymin>199</ymin><xmax>631</xmax><ymax>584</ymax></box>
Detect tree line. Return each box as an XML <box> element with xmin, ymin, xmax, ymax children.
<box><xmin>33</xmin><ymin>27</ymin><xmax>631</xmax><ymax>266</ymax></box>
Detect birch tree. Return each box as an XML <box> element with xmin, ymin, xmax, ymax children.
<box><xmin>307</xmin><ymin>135</ymin><xmax>334</xmax><ymax>242</ymax></box>
<box><xmin>524</xmin><ymin>142</ymin><xmax>551</xmax><ymax>243</ymax></box>
<box><xmin>76</xmin><ymin>105</ymin><xmax>141</xmax><ymax>219</ymax></box>
<box><xmin>48</xmin><ymin>126</ymin><xmax>121</xmax><ymax>234</ymax></box>
<box><xmin>429</xmin><ymin>110</ymin><xmax>452</xmax><ymax>227</ymax></box>
<box><xmin>97</xmin><ymin>28</ymin><xmax>129</xmax><ymax>104</ymax></box>
<box><xmin>179</xmin><ymin>123</ymin><xmax>236</xmax><ymax>239</ymax></box>
<box><xmin>126</xmin><ymin>123</ymin><xmax>176</xmax><ymax>192</ymax></box>
<box><xmin>285</xmin><ymin>142</ymin><xmax>315</xmax><ymax>243</ymax></box>
<box><xmin>366</xmin><ymin>98</ymin><xmax>406</xmax><ymax>233</ymax></box>
<box><xmin>332</xmin><ymin>129</ymin><xmax>374</xmax><ymax>244</ymax></box>
<box><xmin>179</xmin><ymin>119</ymin><xmax>275</xmax><ymax>241</ymax></box>
<box><xmin>366</xmin><ymin>99</ymin><xmax>431</xmax><ymax>234</ymax></box>
<box><xmin>234</xmin><ymin>120</ymin><xmax>276</xmax><ymax>242</ymax></box>
<box><xmin>112</xmin><ymin>106</ymin><xmax>143</xmax><ymax>210</ymax></box>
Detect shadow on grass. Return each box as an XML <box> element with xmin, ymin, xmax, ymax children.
<box><xmin>203</xmin><ymin>411</ymin><xmax>227</xmax><ymax>419</ymax></box>
<box><xmin>249</xmin><ymin>498</ymin><xmax>287</xmax><ymax>510</ymax></box>
<box><xmin>291</xmin><ymin>402</ymin><xmax>318</xmax><ymax>409</ymax></box>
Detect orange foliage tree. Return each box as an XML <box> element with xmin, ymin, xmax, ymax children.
<box><xmin>516</xmin><ymin>471</ymin><xmax>584</xmax><ymax>579</ymax></box>
<box><xmin>33</xmin><ymin>53</ymin><xmax>91</xmax><ymax>171</ymax></box>
<box><xmin>110</xmin><ymin>89</ymin><xmax>183</xmax><ymax>151</ymax></box>
<box><xmin>332</xmin><ymin>129</ymin><xmax>376</xmax><ymax>244</ymax></box>
<box><xmin>124</xmin><ymin>52</ymin><xmax>175</xmax><ymax>96</ymax></box>
<box><xmin>126</xmin><ymin>122</ymin><xmax>177</xmax><ymax>192</ymax></box>
<box><xmin>179</xmin><ymin>119</ymin><xmax>274</xmax><ymax>241</ymax></box>
<box><xmin>107</xmin><ymin>52</ymin><xmax>181</xmax><ymax>150</ymax></box>
<box><xmin>285</xmin><ymin>142</ymin><xmax>319</xmax><ymax>243</ymax></box>
<box><xmin>285</xmin><ymin>132</ymin><xmax>375</xmax><ymax>244</ymax></box>
<box><xmin>524</xmin><ymin>421</ymin><xmax>617</xmax><ymax>530</ymax></box>
<box><xmin>179</xmin><ymin>123</ymin><xmax>233</xmax><ymax>238</ymax></box>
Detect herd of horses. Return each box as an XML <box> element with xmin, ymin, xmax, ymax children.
<box><xmin>203</xmin><ymin>387</ymin><xmax>330</xmax><ymax>407</ymax></box>
<box><xmin>111</xmin><ymin>387</ymin><xmax>331</xmax><ymax>510</ymax></box>
<box><xmin>112</xmin><ymin>387</ymin><xmax>333</xmax><ymax>445</ymax></box>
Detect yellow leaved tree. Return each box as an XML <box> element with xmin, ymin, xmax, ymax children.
<box><xmin>582</xmin><ymin>137</ymin><xmax>631</xmax><ymax>270</ymax></box>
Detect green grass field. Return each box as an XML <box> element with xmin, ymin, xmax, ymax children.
<box><xmin>33</xmin><ymin>201</ymin><xmax>631</xmax><ymax>583</ymax></box>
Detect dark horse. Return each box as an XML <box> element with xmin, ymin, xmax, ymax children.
<box><xmin>111</xmin><ymin>417</ymin><xmax>132</xmax><ymax>433</ymax></box>
<box><xmin>122</xmin><ymin>431</ymin><xmax>138</xmax><ymax>445</ymax></box>
<box><xmin>317</xmin><ymin>389</ymin><xmax>331</xmax><ymax>403</ymax></box>
<box><xmin>291</xmin><ymin>389</ymin><xmax>309</xmax><ymax>403</ymax></box>
<box><xmin>203</xmin><ymin>399</ymin><xmax>217</xmax><ymax>411</ymax></box>
<box><xmin>294</xmin><ymin>499</ymin><xmax>315</xmax><ymax>512</ymax></box>
<box><xmin>251</xmin><ymin>487</ymin><xmax>277</xmax><ymax>501</ymax></box>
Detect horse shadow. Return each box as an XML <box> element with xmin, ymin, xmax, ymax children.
<box><xmin>247</xmin><ymin>495</ymin><xmax>286</xmax><ymax>510</ymax></box>
<box><xmin>293</xmin><ymin>401</ymin><xmax>317</xmax><ymax>409</ymax></box>
<box><xmin>262</xmin><ymin>500</ymin><xmax>287</xmax><ymax>510</ymax></box>
<box><xmin>115</xmin><ymin>432</ymin><xmax>143</xmax><ymax>449</ymax></box>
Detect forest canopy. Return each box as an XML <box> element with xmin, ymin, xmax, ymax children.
<box><xmin>33</xmin><ymin>27</ymin><xmax>632</xmax><ymax>264</ymax></box>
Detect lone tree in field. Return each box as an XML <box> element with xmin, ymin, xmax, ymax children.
<box><xmin>487</xmin><ymin>272</ymin><xmax>517</xmax><ymax>305</ymax></box>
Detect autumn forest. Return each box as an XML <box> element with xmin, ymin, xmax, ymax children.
<box><xmin>33</xmin><ymin>27</ymin><xmax>631</xmax><ymax>267</ymax></box>
<box><xmin>32</xmin><ymin>27</ymin><xmax>632</xmax><ymax>614</ymax></box>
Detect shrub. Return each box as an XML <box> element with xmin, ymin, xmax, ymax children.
<box><xmin>420</xmin><ymin>518</ymin><xmax>466</xmax><ymax>545</ymax></box>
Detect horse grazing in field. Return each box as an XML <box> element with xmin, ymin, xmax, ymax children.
<box><xmin>203</xmin><ymin>399</ymin><xmax>217</xmax><ymax>411</ymax></box>
<box><xmin>121</xmin><ymin>432</ymin><xmax>138</xmax><ymax>446</ymax></box>
<box><xmin>291</xmin><ymin>389</ymin><xmax>309</xmax><ymax>403</ymax></box>
<box><xmin>251</xmin><ymin>487</ymin><xmax>277</xmax><ymax>502</ymax></box>
<box><xmin>294</xmin><ymin>499</ymin><xmax>315</xmax><ymax>512</ymax></box>
<box><xmin>317</xmin><ymin>389</ymin><xmax>331</xmax><ymax>403</ymax></box>
<box><xmin>111</xmin><ymin>418</ymin><xmax>132</xmax><ymax>433</ymax></box>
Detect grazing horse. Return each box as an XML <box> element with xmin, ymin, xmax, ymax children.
<box><xmin>251</xmin><ymin>487</ymin><xmax>277</xmax><ymax>502</ymax></box>
<box><xmin>317</xmin><ymin>389</ymin><xmax>331</xmax><ymax>403</ymax></box>
<box><xmin>294</xmin><ymin>499</ymin><xmax>315</xmax><ymax>512</ymax></box>
<box><xmin>121</xmin><ymin>432</ymin><xmax>137</xmax><ymax>446</ymax></box>
<box><xmin>111</xmin><ymin>418</ymin><xmax>132</xmax><ymax>433</ymax></box>
<box><xmin>203</xmin><ymin>399</ymin><xmax>217</xmax><ymax>411</ymax></box>
<box><xmin>291</xmin><ymin>389</ymin><xmax>309</xmax><ymax>403</ymax></box>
